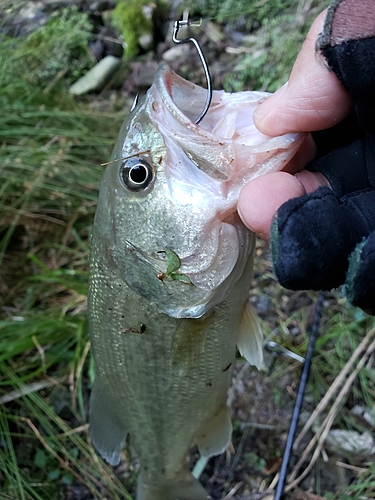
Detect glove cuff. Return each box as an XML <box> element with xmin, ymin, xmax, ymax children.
<box><xmin>318</xmin><ymin>0</ymin><xmax>375</xmax><ymax>99</ymax></box>
<box><xmin>346</xmin><ymin>233</ymin><xmax>375</xmax><ymax>314</ymax></box>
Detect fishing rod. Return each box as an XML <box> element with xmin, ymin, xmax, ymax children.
<box><xmin>273</xmin><ymin>292</ymin><xmax>324</xmax><ymax>500</ymax></box>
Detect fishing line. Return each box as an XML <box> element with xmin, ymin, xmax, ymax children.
<box><xmin>274</xmin><ymin>291</ymin><xmax>325</xmax><ymax>500</ymax></box>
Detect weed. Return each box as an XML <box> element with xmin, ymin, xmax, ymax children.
<box><xmin>112</xmin><ymin>0</ymin><xmax>153</xmax><ymax>60</ymax></box>
<box><xmin>0</xmin><ymin>6</ymin><xmax>93</xmax><ymax>103</ymax></box>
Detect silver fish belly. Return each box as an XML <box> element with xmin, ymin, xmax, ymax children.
<box><xmin>88</xmin><ymin>63</ymin><xmax>304</xmax><ymax>500</ymax></box>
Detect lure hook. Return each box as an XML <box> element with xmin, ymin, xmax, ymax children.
<box><xmin>172</xmin><ymin>18</ymin><xmax>212</xmax><ymax>124</ymax></box>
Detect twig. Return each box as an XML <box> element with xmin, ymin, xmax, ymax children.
<box><xmin>0</xmin><ymin>378</ymin><xmax>63</xmax><ymax>404</ymax></box>
<box><xmin>57</xmin><ymin>423</ymin><xmax>89</xmax><ymax>438</ymax></box>
<box><xmin>222</xmin><ymin>481</ymin><xmax>243</xmax><ymax>500</ymax></box>
<box><xmin>227</xmin><ymin>362</ymin><xmax>249</xmax><ymax>406</ymax></box>
<box><xmin>22</xmin><ymin>417</ymin><xmax>100</xmax><ymax>494</ymax></box>
<box><xmin>240</xmin><ymin>422</ymin><xmax>288</xmax><ymax>431</ymax></box>
<box><xmin>294</xmin><ymin>325</ymin><xmax>375</xmax><ymax>449</ymax></box>
<box><xmin>268</xmin><ymin>472</ymin><xmax>279</xmax><ymax>491</ymax></box>
<box><xmin>32</xmin><ymin>335</ymin><xmax>46</xmax><ymax>374</ymax></box>
<box><xmin>43</xmin><ymin>68</ymin><xmax>68</xmax><ymax>94</ymax></box>
<box><xmin>285</xmin><ymin>335</ymin><xmax>375</xmax><ymax>490</ymax></box>
<box><xmin>335</xmin><ymin>461</ymin><xmax>368</xmax><ymax>474</ymax></box>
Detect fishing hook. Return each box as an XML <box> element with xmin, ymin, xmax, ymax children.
<box><xmin>172</xmin><ymin>18</ymin><xmax>212</xmax><ymax>124</ymax></box>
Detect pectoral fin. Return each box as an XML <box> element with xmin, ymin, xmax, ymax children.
<box><xmin>237</xmin><ymin>299</ymin><xmax>263</xmax><ymax>369</ymax></box>
<box><xmin>89</xmin><ymin>377</ymin><xmax>128</xmax><ymax>465</ymax></box>
<box><xmin>196</xmin><ymin>404</ymin><xmax>232</xmax><ymax>458</ymax></box>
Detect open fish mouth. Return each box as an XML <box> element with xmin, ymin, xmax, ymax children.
<box><xmin>151</xmin><ymin>63</ymin><xmax>305</xmax><ymax>185</ymax></box>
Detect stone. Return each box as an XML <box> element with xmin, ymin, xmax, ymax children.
<box><xmin>162</xmin><ymin>44</ymin><xmax>190</xmax><ymax>63</ymax></box>
<box><xmin>69</xmin><ymin>55</ymin><xmax>121</xmax><ymax>95</ymax></box>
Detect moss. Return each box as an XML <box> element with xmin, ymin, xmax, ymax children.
<box><xmin>224</xmin><ymin>13</ymin><xmax>303</xmax><ymax>92</ymax></box>
<box><xmin>222</xmin><ymin>1</ymin><xmax>331</xmax><ymax>92</ymax></box>
<box><xmin>25</xmin><ymin>7</ymin><xmax>93</xmax><ymax>82</ymax></box>
<box><xmin>0</xmin><ymin>6</ymin><xmax>93</xmax><ymax>103</ymax></box>
<box><xmin>112</xmin><ymin>0</ymin><xmax>153</xmax><ymax>60</ymax></box>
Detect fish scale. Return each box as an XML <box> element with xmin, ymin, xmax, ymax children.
<box><xmin>88</xmin><ymin>63</ymin><xmax>305</xmax><ymax>499</ymax></box>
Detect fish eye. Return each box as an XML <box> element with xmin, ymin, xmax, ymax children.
<box><xmin>120</xmin><ymin>157</ymin><xmax>155</xmax><ymax>191</ymax></box>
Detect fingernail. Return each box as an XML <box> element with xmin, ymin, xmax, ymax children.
<box><xmin>254</xmin><ymin>82</ymin><xmax>289</xmax><ymax>126</ymax></box>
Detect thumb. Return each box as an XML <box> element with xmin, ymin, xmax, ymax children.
<box><xmin>254</xmin><ymin>10</ymin><xmax>353</xmax><ymax>136</ymax></box>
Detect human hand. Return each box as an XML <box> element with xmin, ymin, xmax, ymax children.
<box><xmin>238</xmin><ymin>1</ymin><xmax>375</xmax><ymax>313</ymax></box>
<box><xmin>238</xmin><ymin>10</ymin><xmax>352</xmax><ymax>240</ymax></box>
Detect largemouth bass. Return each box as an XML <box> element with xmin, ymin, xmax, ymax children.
<box><xmin>88</xmin><ymin>63</ymin><xmax>304</xmax><ymax>500</ymax></box>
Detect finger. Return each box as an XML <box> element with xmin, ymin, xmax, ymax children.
<box><xmin>237</xmin><ymin>171</ymin><xmax>330</xmax><ymax>240</ymax></box>
<box><xmin>254</xmin><ymin>10</ymin><xmax>353</xmax><ymax>136</ymax></box>
<box><xmin>281</xmin><ymin>133</ymin><xmax>316</xmax><ymax>174</ymax></box>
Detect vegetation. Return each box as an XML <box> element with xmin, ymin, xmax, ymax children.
<box><xmin>1</xmin><ymin>0</ymin><xmax>374</xmax><ymax>498</ymax></box>
<box><xmin>0</xmin><ymin>6</ymin><xmax>94</xmax><ymax>103</ymax></box>
<box><xmin>112</xmin><ymin>0</ymin><xmax>153</xmax><ymax>60</ymax></box>
<box><xmin>184</xmin><ymin>0</ymin><xmax>296</xmax><ymax>27</ymax></box>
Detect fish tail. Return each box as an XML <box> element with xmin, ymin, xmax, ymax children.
<box><xmin>137</xmin><ymin>471</ymin><xmax>212</xmax><ymax>500</ymax></box>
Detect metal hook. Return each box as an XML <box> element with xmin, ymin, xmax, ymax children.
<box><xmin>172</xmin><ymin>18</ymin><xmax>212</xmax><ymax>124</ymax></box>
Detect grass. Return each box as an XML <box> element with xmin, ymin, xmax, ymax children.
<box><xmin>1</xmin><ymin>0</ymin><xmax>375</xmax><ymax>498</ymax></box>
<box><xmin>0</xmin><ymin>76</ymin><xmax>132</xmax><ymax>498</ymax></box>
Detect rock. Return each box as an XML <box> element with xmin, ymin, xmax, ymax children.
<box><xmin>89</xmin><ymin>26</ymin><xmax>124</xmax><ymax>61</ymax></box>
<box><xmin>351</xmin><ymin>404</ymin><xmax>375</xmax><ymax>427</ymax></box>
<box><xmin>88</xmin><ymin>1</ymin><xmax>112</xmax><ymax>12</ymax></box>
<box><xmin>2</xmin><ymin>1</ymin><xmax>48</xmax><ymax>37</ymax></box>
<box><xmin>162</xmin><ymin>44</ymin><xmax>190</xmax><ymax>63</ymax></box>
<box><xmin>326</xmin><ymin>429</ymin><xmax>375</xmax><ymax>455</ymax></box>
<box><xmin>138</xmin><ymin>33</ymin><xmax>153</xmax><ymax>51</ymax></box>
<box><xmin>69</xmin><ymin>55</ymin><xmax>121</xmax><ymax>95</ymax></box>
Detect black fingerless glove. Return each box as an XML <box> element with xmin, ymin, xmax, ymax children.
<box><xmin>271</xmin><ymin>0</ymin><xmax>375</xmax><ymax>314</ymax></box>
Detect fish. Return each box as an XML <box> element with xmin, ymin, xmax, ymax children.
<box><xmin>88</xmin><ymin>62</ymin><xmax>305</xmax><ymax>500</ymax></box>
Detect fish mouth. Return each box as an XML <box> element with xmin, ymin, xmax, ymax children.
<box><xmin>156</xmin><ymin>63</ymin><xmax>210</xmax><ymax>126</ymax></box>
<box><xmin>152</xmin><ymin>63</ymin><xmax>306</xmax><ymax>186</ymax></box>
